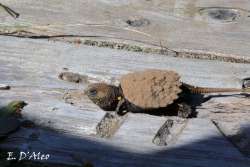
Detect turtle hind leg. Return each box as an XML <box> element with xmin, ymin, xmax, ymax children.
<box><xmin>177</xmin><ymin>102</ymin><xmax>192</xmax><ymax>118</ymax></box>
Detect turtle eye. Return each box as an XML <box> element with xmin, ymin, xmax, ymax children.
<box><xmin>88</xmin><ymin>89</ymin><xmax>97</xmax><ymax>97</ymax></box>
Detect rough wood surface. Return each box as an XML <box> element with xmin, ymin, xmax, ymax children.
<box><xmin>0</xmin><ymin>1</ymin><xmax>250</xmax><ymax>166</ymax></box>
<box><xmin>0</xmin><ymin>36</ymin><xmax>249</xmax><ymax>166</ymax></box>
<box><xmin>1</xmin><ymin>1</ymin><xmax>250</xmax><ymax>62</ymax></box>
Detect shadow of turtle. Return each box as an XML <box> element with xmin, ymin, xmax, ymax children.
<box><xmin>133</xmin><ymin>92</ymin><xmax>248</xmax><ymax>118</ymax></box>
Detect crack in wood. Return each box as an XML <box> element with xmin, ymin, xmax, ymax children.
<box><xmin>1</xmin><ymin>30</ymin><xmax>250</xmax><ymax>64</ymax></box>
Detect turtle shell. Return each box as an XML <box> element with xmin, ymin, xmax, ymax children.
<box><xmin>120</xmin><ymin>69</ymin><xmax>182</xmax><ymax>109</ymax></box>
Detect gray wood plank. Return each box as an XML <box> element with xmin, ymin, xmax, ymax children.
<box><xmin>0</xmin><ymin>36</ymin><xmax>250</xmax><ymax>166</ymax></box>
<box><xmin>1</xmin><ymin>36</ymin><xmax>250</xmax><ymax>89</ymax></box>
<box><xmin>1</xmin><ymin>1</ymin><xmax>250</xmax><ymax>62</ymax></box>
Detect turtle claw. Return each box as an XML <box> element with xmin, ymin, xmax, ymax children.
<box><xmin>116</xmin><ymin>109</ymin><xmax>128</xmax><ymax>116</ymax></box>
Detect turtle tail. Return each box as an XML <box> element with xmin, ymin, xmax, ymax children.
<box><xmin>181</xmin><ymin>82</ymin><xmax>250</xmax><ymax>94</ymax></box>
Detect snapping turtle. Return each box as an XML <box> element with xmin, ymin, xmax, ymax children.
<box><xmin>85</xmin><ymin>69</ymin><xmax>250</xmax><ymax>117</ymax></box>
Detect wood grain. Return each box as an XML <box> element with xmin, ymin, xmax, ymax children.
<box><xmin>0</xmin><ymin>36</ymin><xmax>249</xmax><ymax>166</ymax></box>
<box><xmin>1</xmin><ymin>1</ymin><xmax>250</xmax><ymax>62</ymax></box>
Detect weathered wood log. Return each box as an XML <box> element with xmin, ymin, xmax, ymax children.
<box><xmin>1</xmin><ymin>0</ymin><xmax>250</xmax><ymax>63</ymax></box>
<box><xmin>0</xmin><ymin>36</ymin><xmax>249</xmax><ymax>166</ymax></box>
<box><xmin>0</xmin><ymin>0</ymin><xmax>250</xmax><ymax>166</ymax></box>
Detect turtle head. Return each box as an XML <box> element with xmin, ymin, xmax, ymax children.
<box><xmin>84</xmin><ymin>83</ymin><xmax>122</xmax><ymax>111</ymax></box>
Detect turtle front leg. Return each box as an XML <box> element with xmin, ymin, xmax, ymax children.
<box><xmin>115</xmin><ymin>98</ymin><xmax>128</xmax><ymax>115</ymax></box>
<box><xmin>177</xmin><ymin>102</ymin><xmax>192</xmax><ymax>118</ymax></box>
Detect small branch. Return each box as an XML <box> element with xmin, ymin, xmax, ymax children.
<box><xmin>0</xmin><ymin>3</ymin><xmax>19</xmax><ymax>19</ymax></box>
